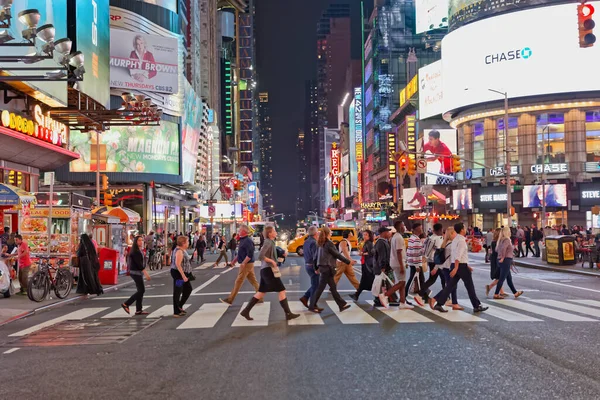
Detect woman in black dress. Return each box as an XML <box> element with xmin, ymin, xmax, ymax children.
<box><xmin>485</xmin><ymin>228</ymin><xmax>506</xmax><ymax>297</ymax></box>
<box><xmin>349</xmin><ymin>230</ymin><xmax>375</xmax><ymax>301</ymax></box>
<box><xmin>76</xmin><ymin>234</ymin><xmax>103</xmax><ymax>295</ymax></box>
<box><xmin>240</xmin><ymin>226</ymin><xmax>300</xmax><ymax>321</ymax></box>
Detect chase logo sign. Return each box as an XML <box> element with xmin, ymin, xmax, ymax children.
<box><xmin>485</xmin><ymin>47</ymin><xmax>532</xmax><ymax>65</ymax></box>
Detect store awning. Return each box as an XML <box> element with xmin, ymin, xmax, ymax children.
<box><xmin>0</xmin><ymin>126</ymin><xmax>79</xmax><ymax>171</ymax></box>
<box><xmin>93</xmin><ymin>206</ymin><xmax>141</xmax><ymax>224</ymax></box>
<box><xmin>0</xmin><ymin>183</ymin><xmax>36</xmax><ymax>208</ymax></box>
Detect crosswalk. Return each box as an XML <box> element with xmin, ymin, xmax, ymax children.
<box><xmin>7</xmin><ymin>298</ymin><xmax>600</xmax><ymax>337</ymax></box>
<box><xmin>194</xmin><ymin>261</ymin><xmax>263</xmax><ymax>270</ymax></box>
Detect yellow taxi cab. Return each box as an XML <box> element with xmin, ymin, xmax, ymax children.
<box><xmin>361</xmin><ymin>231</ymin><xmax>411</xmax><ymax>250</ymax></box>
<box><xmin>287</xmin><ymin>227</ymin><xmax>358</xmax><ymax>256</ymax></box>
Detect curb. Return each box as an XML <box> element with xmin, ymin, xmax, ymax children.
<box><xmin>512</xmin><ymin>260</ymin><xmax>600</xmax><ymax>278</ymax></box>
<box><xmin>0</xmin><ymin>268</ymin><xmax>171</xmax><ymax>328</ymax></box>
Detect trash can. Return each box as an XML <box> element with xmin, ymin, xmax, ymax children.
<box><xmin>545</xmin><ymin>235</ymin><xmax>576</xmax><ymax>265</ymax></box>
<box><xmin>98</xmin><ymin>247</ymin><xmax>119</xmax><ymax>285</ymax></box>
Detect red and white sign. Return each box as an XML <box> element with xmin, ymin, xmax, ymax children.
<box><xmin>330</xmin><ymin>142</ymin><xmax>341</xmax><ymax>202</ymax></box>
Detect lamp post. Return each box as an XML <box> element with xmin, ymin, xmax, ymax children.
<box><xmin>540</xmin><ymin>124</ymin><xmax>555</xmax><ymax>229</ymax></box>
<box><xmin>488</xmin><ymin>89</ymin><xmax>512</xmax><ymax>227</ymax></box>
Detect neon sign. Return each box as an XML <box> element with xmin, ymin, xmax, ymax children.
<box><xmin>1</xmin><ymin>105</ymin><xmax>67</xmax><ymax>147</ymax></box>
<box><xmin>331</xmin><ymin>142</ymin><xmax>341</xmax><ymax>202</ymax></box>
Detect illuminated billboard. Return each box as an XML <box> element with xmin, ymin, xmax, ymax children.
<box><xmin>417</xmin><ymin>129</ymin><xmax>457</xmax><ymax>185</ymax></box>
<box><xmin>416</xmin><ymin>0</ymin><xmax>449</xmax><ymax>33</ymax></box>
<box><xmin>453</xmin><ymin>188</ymin><xmax>473</xmax><ymax>210</ymax></box>
<box><xmin>418</xmin><ymin>61</ymin><xmax>444</xmax><ymax>120</ymax></box>
<box><xmin>523</xmin><ymin>184</ymin><xmax>567</xmax><ymax>208</ymax></box>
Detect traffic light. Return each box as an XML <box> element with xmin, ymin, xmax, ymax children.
<box><xmin>407</xmin><ymin>158</ymin><xmax>417</xmax><ymax>176</ymax></box>
<box><xmin>231</xmin><ymin>179</ymin><xmax>243</xmax><ymax>191</ymax></box>
<box><xmin>452</xmin><ymin>155</ymin><xmax>462</xmax><ymax>173</ymax></box>
<box><xmin>399</xmin><ymin>156</ymin><xmax>408</xmax><ymax>172</ymax></box>
<box><xmin>101</xmin><ymin>174</ymin><xmax>109</xmax><ymax>190</ymax></box>
<box><xmin>104</xmin><ymin>193</ymin><xmax>113</xmax><ymax>207</ymax></box>
<box><xmin>578</xmin><ymin>2</ymin><xmax>596</xmax><ymax>48</ymax></box>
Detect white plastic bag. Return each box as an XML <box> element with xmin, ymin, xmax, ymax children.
<box><xmin>371</xmin><ymin>273</ymin><xmax>383</xmax><ymax>296</ymax></box>
<box><xmin>0</xmin><ymin>260</ymin><xmax>10</xmax><ymax>294</ymax></box>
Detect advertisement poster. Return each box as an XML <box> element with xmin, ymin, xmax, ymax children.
<box><xmin>109</xmin><ymin>30</ymin><xmax>179</xmax><ymax>94</ymax></box>
<box><xmin>75</xmin><ymin>0</ymin><xmax>110</xmax><ymax>108</ymax></box>
<box><xmin>181</xmin><ymin>81</ymin><xmax>202</xmax><ymax>184</ymax></box>
<box><xmin>417</xmin><ymin>129</ymin><xmax>457</xmax><ymax>185</ymax></box>
<box><xmin>453</xmin><ymin>188</ymin><xmax>473</xmax><ymax>210</ymax></box>
<box><xmin>563</xmin><ymin>242</ymin><xmax>575</xmax><ymax>262</ymax></box>
<box><xmin>418</xmin><ymin>61</ymin><xmax>444</xmax><ymax>120</ymax></box>
<box><xmin>416</xmin><ymin>0</ymin><xmax>449</xmax><ymax>33</ymax></box>
<box><xmin>69</xmin><ymin>122</ymin><xmax>180</xmax><ymax>174</ymax></box>
<box><xmin>403</xmin><ymin>187</ymin><xmax>426</xmax><ymax>211</ymax></box>
<box><xmin>449</xmin><ymin>0</ymin><xmax>555</xmax><ymax>30</ymax></box>
<box><xmin>523</xmin><ymin>184</ymin><xmax>567</xmax><ymax>208</ymax></box>
<box><xmin>546</xmin><ymin>239</ymin><xmax>559</xmax><ymax>264</ymax></box>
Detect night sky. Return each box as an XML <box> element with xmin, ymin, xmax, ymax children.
<box><xmin>255</xmin><ymin>0</ymin><xmax>366</xmax><ymax>219</ymax></box>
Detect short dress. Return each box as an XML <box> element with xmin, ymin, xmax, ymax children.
<box><xmin>258</xmin><ymin>239</ymin><xmax>285</xmax><ymax>293</ymax></box>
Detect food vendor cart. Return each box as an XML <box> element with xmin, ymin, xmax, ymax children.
<box><xmin>20</xmin><ymin>193</ymin><xmax>93</xmax><ymax>265</ymax></box>
<box><xmin>92</xmin><ymin>206</ymin><xmax>142</xmax><ymax>274</ymax></box>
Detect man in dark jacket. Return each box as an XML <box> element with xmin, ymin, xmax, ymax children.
<box><xmin>532</xmin><ymin>225</ymin><xmax>543</xmax><ymax>257</ymax></box>
<box><xmin>299</xmin><ymin>226</ymin><xmax>320</xmax><ymax>310</ymax></box>
<box><xmin>374</xmin><ymin>227</ymin><xmax>392</xmax><ymax>276</ymax></box>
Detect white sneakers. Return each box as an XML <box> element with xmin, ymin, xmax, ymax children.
<box><xmin>378</xmin><ymin>294</ymin><xmax>390</xmax><ymax>309</ymax></box>
<box><xmin>398</xmin><ymin>303</ymin><xmax>414</xmax><ymax>310</ymax></box>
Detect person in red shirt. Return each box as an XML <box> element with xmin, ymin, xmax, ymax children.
<box><xmin>423</xmin><ymin>130</ymin><xmax>453</xmax><ymax>184</ymax></box>
<box><xmin>15</xmin><ymin>234</ymin><xmax>32</xmax><ymax>295</ymax></box>
<box><xmin>129</xmin><ymin>35</ymin><xmax>157</xmax><ymax>82</ymax></box>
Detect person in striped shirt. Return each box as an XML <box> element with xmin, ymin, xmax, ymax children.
<box><xmin>406</xmin><ymin>223</ymin><xmax>425</xmax><ymax>306</ymax></box>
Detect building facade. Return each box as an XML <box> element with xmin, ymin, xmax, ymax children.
<box><xmin>258</xmin><ymin>92</ymin><xmax>274</xmax><ymax>212</ymax></box>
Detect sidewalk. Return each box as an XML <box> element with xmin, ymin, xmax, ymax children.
<box><xmin>470</xmin><ymin>252</ymin><xmax>600</xmax><ymax>277</ymax></box>
<box><xmin>0</xmin><ymin>251</ymin><xmax>221</xmax><ymax>326</ymax></box>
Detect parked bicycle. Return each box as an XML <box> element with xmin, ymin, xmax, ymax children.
<box><xmin>27</xmin><ymin>257</ymin><xmax>73</xmax><ymax>302</ymax></box>
<box><xmin>148</xmin><ymin>247</ymin><xmax>164</xmax><ymax>270</ymax></box>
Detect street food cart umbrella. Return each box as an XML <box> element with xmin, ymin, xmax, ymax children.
<box><xmin>93</xmin><ymin>206</ymin><xmax>141</xmax><ymax>224</ymax></box>
<box><xmin>0</xmin><ymin>183</ymin><xmax>36</xmax><ymax>208</ymax></box>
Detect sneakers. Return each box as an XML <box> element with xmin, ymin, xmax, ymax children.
<box><xmin>413</xmin><ymin>294</ymin><xmax>424</xmax><ymax>307</ymax></box>
<box><xmin>473</xmin><ymin>305</ymin><xmax>489</xmax><ymax>313</ymax></box>
<box><xmin>219</xmin><ymin>298</ymin><xmax>232</xmax><ymax>305</ymax></box>
<box><xmin>349</xmin><ymin>292</ymin><xmax>359</xmax><ymax>302</ymax></box>
<box><xmin>378</xmin><ymin>294</ymin><xmax>389</xmax><ymax>309</ymax></box>
<box><xmin>398</xmin><ymin>303</ymin><xmax>414</xmax><ymax>310</ymax></box>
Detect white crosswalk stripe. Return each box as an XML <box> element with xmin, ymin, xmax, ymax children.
<box><xmin>491</xmin><ymin>300</ymin><xmax>597</xmax><ymax>322</ymax></box>
<box><xmin>9</xmin><ymin>308</ymin><xmax>109</xmax><ymax>337</ymax></box>
<box><xmin>287</xmin><ymin>301</ymin><xmax>325</xmax><ymax>325</ymax></box>
<box><xmin>232</xmin><ymin>301</ymin><xmax>270</xmax><ymax>327</ymax></box>
<box><xmin>460</xmin><ymin>300</ymin><xmax>543</xmax><ymax>322</ymax></box>
<box><xmin>194</xmin><ymin>262</ymin><xmax>214</xmax><ymax>270</ymax></box>
<box><xmin>102</xmin><ymin>306</ymin><xmax>150</xmax><ymax>318</ymax></box>
<box><xmin>366</xmin><ymin>301</ymin><xmax>434</xmax><ymax>323</ymax></box>
<box><xmin>177</xmin><ymin>303</ymin><xmax>230</xmax><ymax>329</ymax></box>
<box><xmin>326</xmin><ymin>302</ymin><xmax>378</xmax><ymax>324</ymax></box>
<box><xmin>214</xmin><ymin>263</ymin><xmax>228</xmax><ymax>269</ymax></box>
<box><xmin>569</xmin><ymin>299</ymin><xmax>600</xmax><ymax>308</ymax></box>
<box><xmin>530</xmin><ymin>299</ymin><xmax>600</xmax><ymax>318</ymax></box>
<box><xmin>147</xmin><ymin>304</ymin><xmax>191</xmax><ymax>319</ymax></box>
<box><xmin>419</xmin><ymin>304</ymin><xmax>487</xmax><ymax>322</ymax></box>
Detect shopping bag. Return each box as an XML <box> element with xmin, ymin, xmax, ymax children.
<box><xmin>371</xmin><ymin>273</ymin><xmax>384</xmax><ymax>296</ymax></box>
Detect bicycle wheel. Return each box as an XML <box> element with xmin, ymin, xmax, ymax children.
<box><xmin>53</xmin><ymin>268</ymin><xmax>73</xmax><ymax>299</ymax></box>
<box><xmin>28</xmin><ymin>271</ymin><xmax>49</xmax><ymax>302</ymax></box>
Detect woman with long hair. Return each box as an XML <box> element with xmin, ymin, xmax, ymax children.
<box><xmin>439</xmin><ymin>227</ymin><xmax>462</xmax><ymax>310</ymax></box>
<box><xmin>240</xmin><ymin>226</ymin><xmax>299</xmax><ymax>321</ymax></box>
<box><xmin>494</xmin><ymin>226</ymin><xmax>523</xmax><ymax>299</ymax></box>
<box><xmin>121</xmin><ymin>235</ymin><xmax>151</xmax><ymax>315</ymax></box>
<box><xmin>171</xmin><ymin>235</ymin><xmax>193</xmax><ymax>317</ymax></box>
<box><xmin>76</xmin><ymin>234</ymin><xmax>103</xmax><ymax>295</ymax></box>
<box><xmin>308</xmin><ymin>226</ymin><xmax>356</xmax><ymax>313</ymax></box>
<box><xmin>349</xmin><ymin>230</ymin><xmax>375</xmax><ymax>301</ymax></box>
<box><xmin>485</xmin><ymin>228</ymin><xmax>505</xmax><ymax>297</ymax></box>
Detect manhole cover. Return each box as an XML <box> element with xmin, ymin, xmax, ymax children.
<box><xmin>4</xmin><ymin>318</ymin><xmax>159</xmax><ymax>347</ymax></box>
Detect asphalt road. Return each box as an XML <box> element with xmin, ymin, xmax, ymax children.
<box><xmin>2</xmin><ymin>251</ymin><xmax>600</xmax><ymax>400</ymax></box>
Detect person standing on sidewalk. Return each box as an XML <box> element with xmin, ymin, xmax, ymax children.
<box><xmin>349</xmin><ymin>229</ymin><xmax>375</xmax><ymax>302</ymax></box>
<box><xmin>532</xmin><ymin>225</ymin><xmax>543</xmax><ymax>257</ymax></box>
<box><xmin>429</xmin><ymin>223</ymin><xmax>488</xmax><ymax>313</ymax></box>
<box><xmin>516</xmin><ymin>225</ymin><xmax>525</xmax><ymax>258</ymax></box>
<box><xmin>219</xmin><ymin>225</ymin><xmax>259</xmax><ymax>305</ymax></box>
<box><xmin>121</xmin><ymin>235</ymin><xmax>151</xmax><ymax>315</ymax></box>
<box><xmin>494</xmin><ymin>227</ymin><xmax>524</xmax><ymax>300</ymax></box>
<box><xmin>15</xmin><ymin>235</ymin><xmax>32</xmax><ymax>295</ymax></box>
<box><xmin>171</xmin><ymin>236</ymin><xmax>193</xmax><ymax>317</ymax></box>
<box><xmin>299</xmin><ymin>226</ymin><xmax>321</xmax><ymax>310</ymax></box>
<box><xmin>239</xmin><ymin>226</ymin><xmax>300</xmax><ymax>321</ymax></box>
<box><xmin>406</xmin><ymin>223</ymin><xmax>426</xmax><ymax>306</ymax></box>
<box><xmin>308</xmin><ymin>226</ymin><xmax>355</xmax><ymax>313</ymax></box>
<box><xmin>333</xmin><ymin>230</ymin><xmax>360</xmax><ymax>291</ymax></box>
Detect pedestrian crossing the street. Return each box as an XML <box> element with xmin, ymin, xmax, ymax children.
<box><xmin>8</xmin><ymin>298</ymin><xmax>600</xmax><ymax>337</ymax></box>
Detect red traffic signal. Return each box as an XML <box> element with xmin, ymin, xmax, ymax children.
<box><xmin>578</xmin><ymin>3</ymin><xmax>596</xmax><ymax>48</ymax></box>
<box><xmin>399</xmin><ymin>157</ymin><xmax>408</xmax><ymax>171</ymax></box>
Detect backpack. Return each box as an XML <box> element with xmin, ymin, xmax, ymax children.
<box><xmin>423</xmin><ymin>236</ymin><xmax>439</xmax><ymax>260</ymax></box>
<box><xmin>433</xmin><ymin>244</ymin><xmax>449</xmax><ymax>265</ymax></box>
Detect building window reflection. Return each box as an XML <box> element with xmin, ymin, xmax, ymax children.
<box><xmin>497</xmin><ymin>117</ymin><xmax>519</xmax><ymax>166</ymax></box>
<box><xmin>585</xmin><ymin>111</ymin><xmax>600</xmax><ymax>163</ymax></box>
<box><xmin>473</xmin><ymin>121</ymin><xmax>484</xmax><ymax>168</ymax></box>
<box><xmin>537</xmin><ymin>114</ymin><xmax>565</xmax><ymax>165</ymax></box>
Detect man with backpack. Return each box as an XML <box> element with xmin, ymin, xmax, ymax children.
<box><xmin>299</xmin><ymin>226</ymin><xmax>321</xmax><ymax>310</ymax></box>
<box><xmin>416</xmin><ymin>223</ymin><xmax>446</xmax><ymax>302</ymax></box>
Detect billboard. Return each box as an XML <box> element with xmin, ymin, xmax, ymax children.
<box><xmin>476</xmin><ymin>186</ymin><xmax>508</xmax><ymax>210</ymax></box>
<box><xmin>449</xmin><ymin>0</ymin><xmax>560</xmax><ymax>31</ymax></box>
<box><xmin>0</xmin><ymin>0</ymin><xmax>68</xmax><ymax>106</ymax></box>
<box><xmin>523</xmin><ymin>184</ymin><xmax>567</xmax><ymax>208</ymax></box>
<box><xmin>69</xmin><ymin>122</ymin><xmax>180</xmax><ymax>174</ymax></box>
<box><xmin>199</xmin><ymin>203</ymin><xmax>243</xmax><ymax>219</ymax></box>
<box><xmin>443</xmin><ymin>2</ymin><xmax>600</xmax><ymax>114</ymax></box>
<box><xmin>416</xmin><ymin>0</ymin><xmax>449</xmax><ymax>33</ymax></box>
<box><xmin>418</xmin><ymin>61</ymin><xmax>444</xmax><ymax>120</ymax></box>
<box><xmin>417</xmin><ymin>129</ymin><xmax>457</xmax><ymax>185</ymax></box>
<box><xmin>403</xmin><ymin>187</ymin><xmax>427</xmax><ymax>211</ymax></box>
<box><xmin>74</xmin><ymin>0</ymin><xmax>111</xmax><ymax>108</ymax></box>
<box><xmin>181</xmin><ymin>81</ymin><xmax>202</xmax><ymax>184</ymax></box>
<box><xmin>331</xmin><ymin>143</ymin><xmax>341</xmax><ymax>202</ymax></box>
<box><xmin>453</xmin><ymin>189</ymin><xmax>473</xmax><ymax>210</ymax></box>
<box><xmin>109</xmin><ymin>30</ymin><xmax>179</xmax><ymax>94</ymax></box>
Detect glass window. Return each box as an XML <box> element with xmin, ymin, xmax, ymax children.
<box><xmin>536</xmin><ymin>114</ymin><xmax>565</xmax><ymax>165</ymax></box>
<box><xmin>4</xmin><ymin>169</ymin><xmax>29</xmax><ymax>191</ymax></box>
<box><xmin>473</xmin><ymin>122</ymin><xmax>484</xmax><ymax>168</ymax></box>
<box><xmin>586</xmin><ymin>111</ymin><xmax>600</xmax><ymax>162</ymax></box>
<box><xmin>497</xmin><ymin>117</ymin><xmax>519</xmax><ymax>165</ymax></box>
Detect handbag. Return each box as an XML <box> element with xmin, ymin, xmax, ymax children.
<box><xmin>185</xmin><ymin>272</ymin><xmax>196</xmax><ymax>281</ymax></box>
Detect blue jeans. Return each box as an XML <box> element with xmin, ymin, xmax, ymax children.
<box><xmin>303</xmin><ymin>264</ymin><xmax>319</xmax><ymax>299</ymax></box>
<box><xmin>441</xmin><ymin>268</ymin><xmax>458</xmax><ymax>305</ymax></box>
<box><xmin>496</xmin><ymin>258</ymin><xmax>517</xmax><ymax>295</ymax></box>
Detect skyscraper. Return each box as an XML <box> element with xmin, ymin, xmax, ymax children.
<box><xmin>304</xmin><ymin>80</ymin><xmax>319</xmax><ymax>213</ymax></box>
<box><xmin>258</xmin><ymin>92</ymin><xmax>274</xmax><ymax>212</ymax></box>
<box><xmin>296</xmin><ymin>129</ymin><xmax>308</xmax><ymax>220</ymax></box>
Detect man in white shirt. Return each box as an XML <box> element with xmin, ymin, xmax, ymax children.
<box><xmin>428</xmin><ymin>222</ymin><xmax>488</xmax><ymax>313</ymax></box>
<box><xmin>384</xmin><ymin>221</ymin><xmax>413</xmax><ymax>308</ymax></box>
<box><xmin>417</xmin><ymin>223</ymin><xmax>446</xmax><ymax>302</ymax></box>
